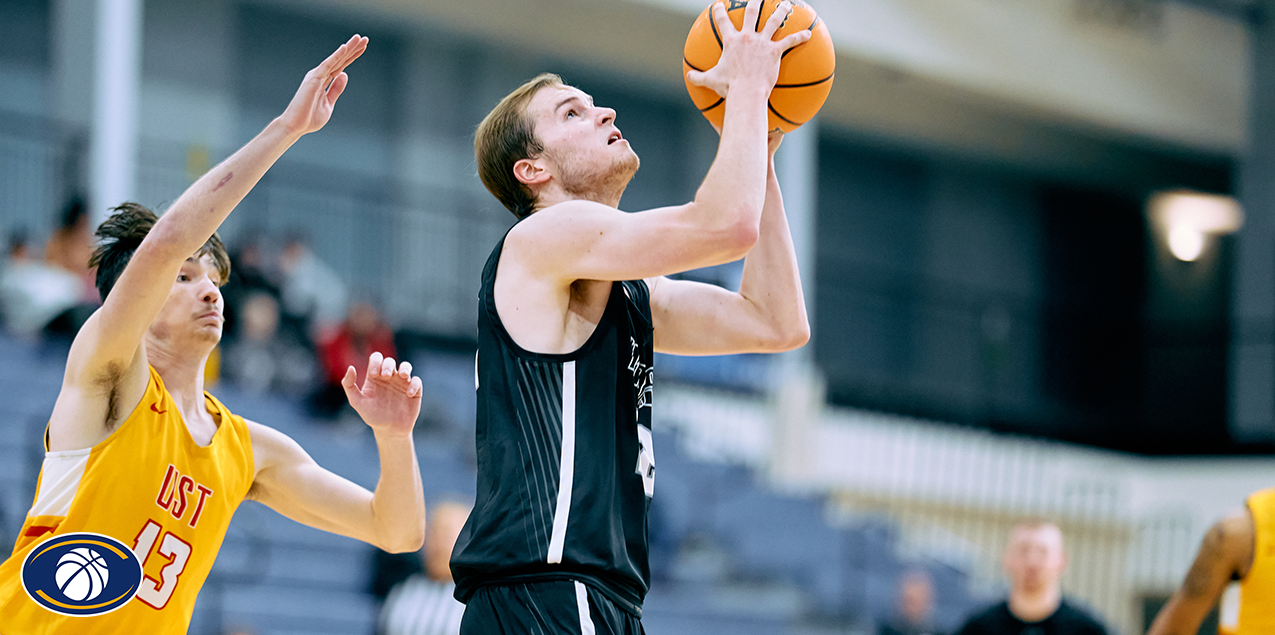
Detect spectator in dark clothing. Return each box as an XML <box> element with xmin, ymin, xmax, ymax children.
<box><xmin>955</xmin><ymin>520</ymin><xmax>1109</xmax><ymax>635</ymax></box>
<box><xmin>881</xmin><ymin>569</ymin><xmax>943</xmax><ymax>635</ymax></box>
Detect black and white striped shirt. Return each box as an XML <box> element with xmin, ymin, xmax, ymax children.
<box><xmin>379</xmin><ymin>576</ymin><xmax>465</xmax><ymax>635</ymax></box>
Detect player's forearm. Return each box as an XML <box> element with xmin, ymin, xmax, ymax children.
<box><xmin>145</xmin><ymin>118</ymin><xmax>303</xmax><ymax>261</ymax></box>
<box><xmin>368</xmin><ymin>430</ymin><xmax>426</xmax><ymax>553</ymax></box>
<box><xmin>736</xmin><ymin>161</ymin><xmax>810</xmax><ymax>352</ymax></box>
<box><xmin>691</xmin><ymin>81</ymin><xmax>771</xmax><ymax>241</ymax></box>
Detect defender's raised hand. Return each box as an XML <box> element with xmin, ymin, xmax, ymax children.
<box><xmin>342</xmin><ymin>351</ymin><xmax>423</xmax><ymax>437</ymax></box>
<box><xmin>278</xmin><ymin>34</ymin><xmax>369</xmax><ymax>136</ymax></box>
<box><xmin>686</xmin><ymin>0</ymin><xmax>812</xmax><ymax>98</ymax></box>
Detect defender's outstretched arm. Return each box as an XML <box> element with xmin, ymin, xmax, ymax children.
<box><xmin>52</xmin><ymin>36</ymin><xmax>367</xmax><ymax>451</ymax></box>
<box><xmin>247</xmin><ymin>353</ymin><xmax>426</xmax><ymax>553</ymax></box>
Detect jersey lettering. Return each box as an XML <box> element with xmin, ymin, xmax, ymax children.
<box><xmin>636</xmin><ymin>424</ymin><xmax>655</xmax><ymax>498</ymax></box>
<box><xmin>154</xmin><ymin>464</ymin><xmax>215</xmax><ymax>528</ymax></box>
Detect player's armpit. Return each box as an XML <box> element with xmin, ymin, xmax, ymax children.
<box><xmin>1147</xmin><ymin>510</ymin><xmax>1254</xmax><ymax>635</ymax></box>
<box><xmin>48</xmin><ymin>317</ymin><xmax>152</xmax><ymax>451</ymax></box>
<box><xmin>507</xmin><ymin>200</ymin><xmax>758</xmax><ymax>285</ymax></box>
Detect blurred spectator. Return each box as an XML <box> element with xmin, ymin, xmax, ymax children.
<box><xmin>41</xmin><ymin>198</ymin><xmax>101</xmax><ymax>338</ymax></box>
<box><xmin>0</xmin><ymin>229</ymin><xmax>85</xmax><ymax>339</ymax></box>
<box><xmin>954</xmin><ymin>520</ymin><xmax>1109</xmax><ymax>635</ymax></box>
<box><xmin>44</xmin><ymin>198</ymin><xmax>94</xmax><ymax>292</ymax></box>
<box><xmin>311</xmin><ymin>301</ymin><xmax>396</xmax><ymax>419</ymax></box>
<box><xmin>378</xmin><ymin>500</ymin><xmax>471</xmax><ymax>635</ymax></box>
<box><xmin>881</xmin><ymin>569</ymin><xmax>942</xmax><ymax>635</ymax></box>
<box><xmin>221</xmin><ymin>291</ymin><xmax>316</xmax><ymax>396</ymax></box>
<box><xmin>279</xmin><ymin>232</ymin><xmax>347</xmax><ymax>341</ymax></box>
<box><xmin>222</xmin><ymin>231</ymin><xmax>282</xmax><ymax>342</ymax></box>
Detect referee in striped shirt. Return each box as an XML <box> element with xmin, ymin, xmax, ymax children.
<box><xmin>379</xmin><ymin>501</ymin><xmax>472</xmax><ymax>635</ymax></box>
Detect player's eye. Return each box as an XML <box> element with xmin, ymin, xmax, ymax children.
<box><xmin>566</xmin><ymin>109</ymin><xmax>577</xmax><ymax>119</ymax></box>
<box><xmin>178</xmin><ymin>273</ymin><xmax>190</xmax><ymax>282</ymax></box>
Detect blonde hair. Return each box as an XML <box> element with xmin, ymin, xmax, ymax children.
<box><xmin>474</xmin><ymin>73</ymin><xmax>565</xmax><ymax>219</ymax></box>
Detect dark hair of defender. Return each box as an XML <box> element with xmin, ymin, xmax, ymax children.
<box><xmin>89</xmin><ymin>202</ymin><xmax>232</xmax><ymax>302</ymax></box>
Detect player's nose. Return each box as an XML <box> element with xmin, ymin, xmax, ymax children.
<box><xmin>198</xmin><ymin>277</ymin><xmax>221</xmax><ymax>304</ymax></box>
<box><xmin>597</xmin><ymin>107</ymin><xmax>616</xmax><ymax>126</ymax></box>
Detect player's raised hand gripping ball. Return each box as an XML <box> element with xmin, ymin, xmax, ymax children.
<box><xmin>684</xmin><ymin>0</ymin><xmax>834</xmax><ymax>132</ymax></box>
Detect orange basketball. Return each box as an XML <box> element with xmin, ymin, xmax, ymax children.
<box><xmin>683</xmin><ymin>0</ymin><xmax>835</xmax><ymax>133</ymax></box>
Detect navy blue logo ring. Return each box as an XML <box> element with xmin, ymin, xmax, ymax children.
<box><xmin>21</xmin><ymin>532</ymin><xmax>143</xmax><ymax>616</ymax></box>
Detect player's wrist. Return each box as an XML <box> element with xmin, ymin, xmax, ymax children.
<box><xmin>371</xmin><ymin>426</ymin><xmax>415</xmax><ymax>445</ymax></box>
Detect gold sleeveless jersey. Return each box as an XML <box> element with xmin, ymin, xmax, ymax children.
<box><xmin>0</xmin><ymin>367</ymin><xmax>255</xmax><ymax>634</ymax></box>
<box><xmin>1219</xmin><ymin>487</ymin><xmax>1275</xmax><ymax>634</ymax></box>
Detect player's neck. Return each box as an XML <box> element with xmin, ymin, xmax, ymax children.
<box><xmin>145</xmin><ymin>338</ymin><xmax>212</xmax><ymax>406</ymax></box>
<box><xmin>536</xmin><ymin>183</ymin><xmax>624</xmax><ymax>210</ymax></box>
<box><xmin>1008</xmin><ymin>586</ymin><xmax>1061</xmax><ymax>623</ymax></box>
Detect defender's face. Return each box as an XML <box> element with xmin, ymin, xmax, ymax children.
<box><xmin>149</xmin><ymin>254</ymin><xmax>224</xmax><ymax>347</ymax></box>
<box><xmin>526</xmin><ymin>85</ymin><xmax>638</xmax><ymax>187</ymax></box>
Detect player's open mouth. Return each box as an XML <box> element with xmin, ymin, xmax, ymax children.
<box><xmin>608</xmin><ymin>132</ymin><xmax>622</xmax><ymax>145</ymax></box>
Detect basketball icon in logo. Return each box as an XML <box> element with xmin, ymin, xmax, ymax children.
<box><xmin>55</xmin><ymin>547</ymin><xmax>110</xmax><ymax>602</ymax></box>
<box><xmin>21</xmin><ymin>532</ymin><xmax>142</xmax><ymax>616</ymax></box>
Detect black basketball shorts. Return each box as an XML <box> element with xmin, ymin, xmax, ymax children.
<box><xmin>459</xmin><ymin>580</ymin><xmax>644</xmax><ymax>635</ymax></box>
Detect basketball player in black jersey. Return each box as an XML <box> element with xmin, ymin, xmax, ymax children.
<box><xmin>451</xmin><ymin>1</ymin><xmax>811</xmax><ymax>633</ymax></box>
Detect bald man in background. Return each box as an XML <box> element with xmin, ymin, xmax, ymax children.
<box><xmin>955</xmin><ymin>520</ymin><xmax>1110</xmax><ymax>635</ymax></box>
<box><xmin>379</xmin><ymin>501</ymin><xmax>473</xmax><ymax>635</ymax></box>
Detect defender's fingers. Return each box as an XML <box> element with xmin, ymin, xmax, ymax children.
<box><xmin>316</xmin><ymin>34</ymin><xmax>364</xmax><ymax>79</ymax></box>
<box><xmin>316</xmin><ymin>35</ymin><xmax>358</xmax><ymax>76</ymax></box>
<box><xmin>409</xmin><ymin>376</ymin><xmax>423</xmax><ymax>398</ymax></box>
<box><xmin>340</xmin><ymin>366</ymin><xmax>359</xmax><ymax>394</ymax></box>
<box><xmin>332</xmin><ymin>36</ymin><xmax>368</xmax><ymax>76</ymax></box>
<box><xmin>367</xmin><ymin>351</ymin><xmax>385</xmax><ymax>378</ymax></box>
<box><xmin>325</xmin><ymin>72</ymin><xmax>349</xmax><ymax>104</ymax></box>
<box><xmin>381</xmin><ymin>356</ymin><xmax>397</xmax><ymax>377</ymax></box>
<box><xmin>397</xmin><ymin>360</ymin><xmax>413</xmax><ymax>379</ymax></box>
<box><xmin>761</xmin><ymin>1</ymin><xmax>793</xmax><ymax>39</ymax></box>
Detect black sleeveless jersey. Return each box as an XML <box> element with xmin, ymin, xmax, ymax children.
<box><xmin>451</xmin><ymin>232</ymin><xmax>656</xmax><ymax>616</ymax></box>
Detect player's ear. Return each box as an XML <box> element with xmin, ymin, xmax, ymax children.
<box><xmin>513</xmin><ymin>157</ymin><xmax>551</xmax><ymax>188</ymax></box>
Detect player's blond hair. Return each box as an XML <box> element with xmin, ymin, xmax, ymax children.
<box><xmin>474</xmin><ymin>73</ymin><xmax>564</xmax><ymax>219</ymax></box>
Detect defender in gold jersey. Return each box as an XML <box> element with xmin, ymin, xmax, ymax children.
<box><xmin>1147</xmin><ymin>487</ymin><xmax>1275</xmax><ymax>634</ymax></box>
<box><xmin>0</xmin><ymin>35</ymin><xmax>428</xmax><ymax>634</ymax></box>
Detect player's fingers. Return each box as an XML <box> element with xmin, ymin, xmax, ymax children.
<box><xmin>711</xmin><ymin>2</ymin><xmax>734</xmax><ymax>36</ymax></box>
<box><xmin>367</xmin><ymin>351</ymin><xmax>385</xmax><ymax>379</ymax></box>
<box><xmin>777</xmin><ymin>27</ymin><xmax>812</xmax><ymax>52</ymax></box>
<box><xmin>409</xmin><ymin>376</ymin><xmax>423</xmax><ymax>398</ymax></box>
<box><xmin>760</xmin><ymin>0</ymin><xmax>792</xmax><ymax>38</ymax></box>
<box><xmin>685</xmin><ymin>68</ymin><xmax>708</xmax><ymax>86</ymax></box>
<box><xmin>742</xmin><ymin>0</ymin><xmax>762</xmax><ymax>33</ymax></box>
<box><xmin>340</xmin><ymin>365</ymin><xmax>359</xmax><ymax>395</ymax></box>
<box><xmin>397</xmin><ymin>360</ymin><xmax>413</xmax><ymax>380</ymax></box>
<box><xmin>381</xmin><ymin>355</ymin><xmax>397</xmax><ymax>378</ymax></box>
